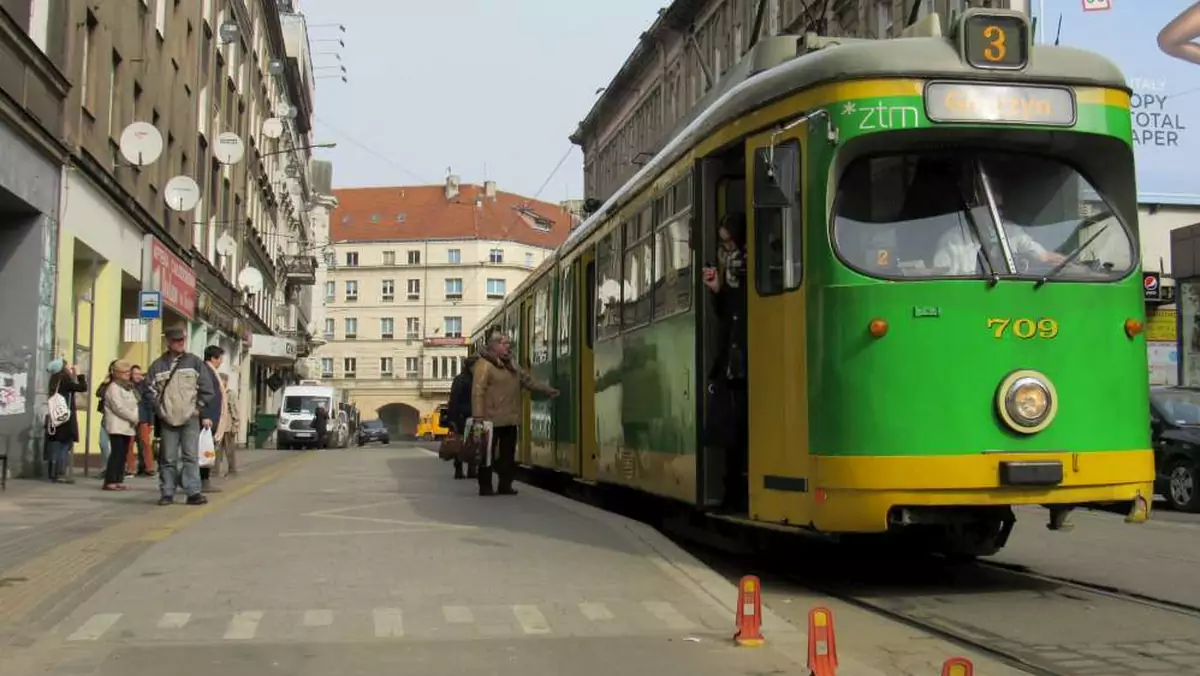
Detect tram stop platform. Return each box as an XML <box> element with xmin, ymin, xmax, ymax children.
<box><xmin>2</xmin><ymin>445</ymin><xmax>1021</xmax><ymax>676</ymax></box>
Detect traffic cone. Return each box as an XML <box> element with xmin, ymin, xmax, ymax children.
<box><xmin>733</xmin><ymin>575</ymin><xmax>765</xmax><ymax>646</ymax></box>
<box><xmin>942</xmin><ymin>657</ymin><xmax>974</xmax><ymax>676</ymax></box>
<box><xmin>807</xmin><ymin>607</ymin><xmax>838</xmax><ymax>676</ymax></box>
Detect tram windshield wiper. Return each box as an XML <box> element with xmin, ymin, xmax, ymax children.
<box><xmin>1035</xmin><ymin>221</ymin><xmax>1110</xmax><ymax>289</ymax></box>
<box><xmin>955</xmin><ymin>185</ymin><xmax>1000</xmax><ymax>286</ymax></box>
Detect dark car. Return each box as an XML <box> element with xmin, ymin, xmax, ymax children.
<box><xmin>357</xmin><ymin>419</ymin><xmax>390</xmax><ymax>446</ymax></box>
<box><xmin>1149</xmin><ymin>386</ymin><xmax>1200</xmax><ymax>512</ymax></box>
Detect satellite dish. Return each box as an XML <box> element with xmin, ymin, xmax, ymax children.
<box><xmin>118</xmin><ymin>122</ymin><xmax>163</xmax><ymax>166</ymax></box>
<box><xmin>278</xmin><ymin>104</ymin><xmax>297</xmax><ymax>119</ymax></box>
<box><xmin>214</xmin><ymin>132</ymin><xmax>245</xmax><ymax>165</ymax></box>
<box><xmin>268</xmin><ymin>59</ymin><xmax>285</xmax><ymax>75</ymax></box>
<box><xmin>216</xmin><ymin>233</ymin><xmax>237</xmax><ymax>256</ymax></box>
<box><xmin>237</xmin><ymin>266</ymin><xmax>264</xmax><ymax>294</ymax></box>
<box><xmin>261</xmin><ymin>118</ymin><xmax>284</xmax><ymax>139</ymax></box>
<box><xmin>218</xmin><ymin>21</ymin><xmax>240</xmax><ymax>44</ymax></box>
<box><xmin>163</xmin><ymin>175</ymin><xmax>201</xmax><ymax>212</ymax></box>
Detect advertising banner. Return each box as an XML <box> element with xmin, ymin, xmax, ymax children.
<box><xmin>1033</xmin><ymin>1</ymin><xmax>1200</xmax><ymax>204</ymax></box>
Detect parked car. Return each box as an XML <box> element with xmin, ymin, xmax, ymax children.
<box><xmin>1149</xmin><ymin>386</ymin><xmax>1200</xmax><ymax>512</ymax></box>
<box><xmin>358</xmin><ymin>419</ymin><xmax>390</xmax><ymax>446</ymax></box>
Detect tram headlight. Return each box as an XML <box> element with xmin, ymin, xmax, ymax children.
<box><xmin>995</xmin><ymin>370</ymin><xmax>1057</xmax><ymax>434</ymax></box>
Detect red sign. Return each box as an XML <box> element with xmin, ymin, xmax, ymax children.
<box><xmin>423</xmin><ymin>337</ymin><xmax>466</xmax><ymax>347</ymax></box>
<box><xmin>148</xmin><ymin>236</ymin><xmax>197</xmax><ymax>319</ymax></box>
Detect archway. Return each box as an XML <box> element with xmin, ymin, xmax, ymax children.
<box><xmin>377</xmin><ymin>402</ymin><xmax>421</xmax><ymax>439</ymax></box>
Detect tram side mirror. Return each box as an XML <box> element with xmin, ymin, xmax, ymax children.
<box><xmin>753</xmin><ymin>146</ymin><xmax>793</xmax><ymax>208</ymax></box>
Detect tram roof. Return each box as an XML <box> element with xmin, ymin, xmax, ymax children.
<box><xmin>474</xmin><ymin>31</ymin><xmax>1128</xmax><ymax>336</ymax></box>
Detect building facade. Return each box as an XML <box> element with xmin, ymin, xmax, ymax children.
<box><xmin>315</xmin><ymin>178</ymin><xmax>575</xmax><ymax>437</ymax></box>
<box><xmin>0</xmin><ymin>0</ymin><xmax>70</xmax><ymax>479</ymax></box>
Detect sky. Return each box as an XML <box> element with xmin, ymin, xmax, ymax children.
<box><xmin>298</xmin><ymin>0</ymin><xmax>664</xmax><ymax>202</ymax></box>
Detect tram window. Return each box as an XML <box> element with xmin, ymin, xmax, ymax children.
<box><xmin>532</xmin><ymin>283</ymin><xmax>550</xmax><ymax>365</ymax></box>
<box><xmin>595</xmin><ymin>232</ymin><xmax>622</xmax><ymax>341</ymax></box>
<box><xmin>585</xmin><ymin>260</ymin><xmax>596</xmax><ymax>349</ymax></box>
<box><xmin>623</xmin><ymin>210</ymin><xmax>654</xmax><ymax>328</ymax></box>
<box><xmin>753</xmin><ymin>141</ymin><xmax>803</xmax><ymax>294</ymax></box>
<box><xmin>654</xmin><ymin>214</ymin><xmax>692</xmax><ymax>318</ymax></box>
<box><xmin>831</xmin><ymin>151</ymin><xmax>1135</xmax><ymax>281</ymax></box>
<box><xmin>559</xmin><ymin>266</ymin><xmax>573</xmax><ymax>357</ymax></box>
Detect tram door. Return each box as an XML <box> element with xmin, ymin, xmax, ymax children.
<box><xmin>578</xmin><ymin>252</ymin><xmax>598</xmax><ymax>482</ymax></box>
<box><xmin>743</xmin><ymin>124</ymin><xmax>813</xmax><ymax>526</ymax></box>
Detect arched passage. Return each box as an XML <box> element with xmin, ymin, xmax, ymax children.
<box><xmin>377</xmin><ymin>402</ymin><xmax>421</xmax><ymax>439</ymax></box>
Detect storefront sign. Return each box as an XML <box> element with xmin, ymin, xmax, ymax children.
<box><xmin>1144</xmin><ymin>272</ymin><xmax>1162</xmax><ymax>300</ymax></box>
<box><xmin>424</xmin><ymin>337</ymin><xmax>467</xmax><ymax>347</ymax></box>
<box><xmin>142</xmin><ymin>235</ymin><xmax>196</xmax><ymax>319</ymax></box>
<box><xmin>249</xmin><ymin>333</ymin><xmax>297</xmax><ymax>360</ymax></box>
<box><xmin>1147</xmin><ymin>307</ymin><xmax>1177</xmax><ymax>342</ymax></box>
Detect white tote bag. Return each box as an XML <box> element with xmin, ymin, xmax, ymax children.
<box><xmin>198</xmin><ymin>427</ymin><xmax>217</xmax><ymax>468</ymax></box>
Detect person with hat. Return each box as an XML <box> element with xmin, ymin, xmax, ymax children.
<box><xmin>44</xmin><ymin>359</ymin><xmax>88</xmax><ymax>483</ymax></box>
<box><xmin>145</xmin><ymin>326</ymin><xmax>215</xmax><ymax>506</ymax></box>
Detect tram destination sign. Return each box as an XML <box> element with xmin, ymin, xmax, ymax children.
<box><xmin>924</xmin><ymin>82</ymin><xmax>1076</xmax><ymax>126</ymax></box>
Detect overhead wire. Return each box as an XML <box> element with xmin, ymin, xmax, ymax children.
<box><xmin>314</xmin><ymin>116</ymin><xmax>433</xmax><ymax>184</ymax></box>
<box><xmin>532</xmin><ymin>146</ymin><xmax>575</xmax><ymax>200</ymax></box>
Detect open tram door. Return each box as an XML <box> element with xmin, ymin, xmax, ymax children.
<box><xmin>743</xmin><ymin>118</ymin><xmax>814</xmax><ymax>526</ymax></box>
<box><xmin>578</xmin><ymin>250</ymin><xmax>598</xmax><ymax>482</ymax></box>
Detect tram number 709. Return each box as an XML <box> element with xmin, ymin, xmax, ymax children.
<box><xmin>987</xmin><ymin>317</ymin><xmax>1059</xmax><ymax>339</ymax></box>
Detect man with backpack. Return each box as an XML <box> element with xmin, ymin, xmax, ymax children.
<box><xmin>446</xmin><ymin>355</ymin><xmax>478</xmax><ymax>480</ymax></box>
<box><xmin>145</xmin><ymin>326</ymin><xmax>215</xmax><ymax>506</ymax></box>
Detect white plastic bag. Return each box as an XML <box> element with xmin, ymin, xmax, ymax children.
<box><xmin>198</xmin><ymin>427</ymin><xmax>216</xmax><ymax>468</ymax></box>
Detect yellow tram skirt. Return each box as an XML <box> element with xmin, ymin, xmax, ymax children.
<box><xmin>807</xmin><ymin>450</ymin><xmax>1155</xmax><ymax>533</ymax></box>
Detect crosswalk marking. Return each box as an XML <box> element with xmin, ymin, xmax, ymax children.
<box><xmin>303</xmin><ymin>610</ymin><xmax>333</xmax><ymax>627</ymax></box>
<box><xmin>224</xmin><ymin>611</ymin><xmax>263</xmax><ymax>640</ymax></box>
<box><xmin>67</xmin><ymin>613</ymin><xmax>122</xmax><ymax>641</ymax></box>
<box><xmin>579</xmin><ymin>602</ymin><xmax>614</xmax><ymax>621</ymax></box>
<box><xmin>373</xmin><ymin>608</ymin><xmax>404</xmax><ymax>637</ymax></box>
<box><xmin>157</xmin><ymin>612</ymin><xmax>191</xmax><ymax>629</ymax></box>
<box><xmin>512</xmin><ymin>605</ymin><xmax>551</xmax><ymax>634</ymax></box>
<box><xmin>442</xmin><ymin>605</ymin><xmax>474</xmax><ymax>624</ymax></box>
<box><xmin>642</xmin><ymin>601</ymin><xmax>695</xmax><ymax>630</ymax></box>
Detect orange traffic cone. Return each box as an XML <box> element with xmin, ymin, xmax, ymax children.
<box><xmin>733</xmin><ymin>575</ymin><xmax>764</xmax><ymax>646</ymax></box>
<box><xmin>807</xmin><ymin>607</ymin><xmax>838</xmax><ymax>675</ymax></box>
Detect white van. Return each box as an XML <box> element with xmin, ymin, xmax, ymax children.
<box><xmin>276</xmin><ymin>384</ymin><xmax>339</xmax><ymax>449</ymax></box>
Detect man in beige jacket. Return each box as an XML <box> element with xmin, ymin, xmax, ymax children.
<box><xmin>219</xmin><ymin>372</ymin><xmax>240</xmax><ymax>476</ymax></box>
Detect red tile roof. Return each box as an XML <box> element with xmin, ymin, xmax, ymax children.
<box><xmin>331</xmin><ymin>183</ymin><xmax>576</xmax><ymax>249</ymax></box>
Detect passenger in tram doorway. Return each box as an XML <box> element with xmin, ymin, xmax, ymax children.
<box><xmin>702</xmin><ymin>213</ymin><xmax>749</xmax><ymax>513</ymax></box>
<box><xmin>447</xmin><ymin>354</ymin><xmax>479</xmax><ymax>480</ymax></box>
<box><xmin>471</xmin><ymin>332</ymin><xmax>558</xmax><ymax>496</ymax></box>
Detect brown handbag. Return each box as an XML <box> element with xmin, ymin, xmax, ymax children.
<box><xmin>438</xmin><ymin>434</ymin><xmax>463</xmax><ymax>461</ymax></box>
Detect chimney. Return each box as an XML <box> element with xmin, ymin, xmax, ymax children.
<box><xmin>445</xmin><ymin>174</ymin><xmax>460</xmax><ymax>200</ymax></box>
<box><xmin>484</xmin><ymin>180</ymin><xmax>497</xmax><ymax>200</ymax></box>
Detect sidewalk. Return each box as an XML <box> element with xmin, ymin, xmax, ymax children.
<box><xmin>3</xmin><ymin>445</ymin><xmax>1029</xmax><ymax>675</ymax></box>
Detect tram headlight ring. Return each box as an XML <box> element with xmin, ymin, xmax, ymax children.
<box><xmin>995</xmin><ymin>369</ymin><xmax>1057</xmax><ymax>434</ymax></box>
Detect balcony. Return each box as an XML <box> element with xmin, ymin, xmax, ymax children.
<box><xmin>279</xmin><ymin>254</ymin><xmax>317</xmax><ymax>285</ymax></box>
<box><xmin>420</xmin><ymin>378</ymin><xmax>453</xmax><ymax>395</ymax></box>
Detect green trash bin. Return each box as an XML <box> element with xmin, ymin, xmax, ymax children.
<box><xmin>254</xmin><ymin>413</ymin><xmax>278</xmax><ymax>449</ymax></box>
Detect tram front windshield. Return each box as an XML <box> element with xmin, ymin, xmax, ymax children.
<box><xmin>832</xmin><ymin>151</ymin><xmax>1135</xmax><ymax>282</ymax></box>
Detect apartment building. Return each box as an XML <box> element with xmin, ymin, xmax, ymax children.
<box><xmin>315</xmin><ymin>177</ymin><xmax>576</xmax><ymax>437</ymax></box>
<box><xmin>569</xmin><ymin>0</ymin><xmax>1025</xmax><ymax>203</ymax></box>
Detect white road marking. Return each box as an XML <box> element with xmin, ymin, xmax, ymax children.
<box><xmin>67</xmin><ymin>613</ymin><xmax>122</xmax><ymax>641</ymax></box>
<box><xmin>373</xmin><ymin>608</ymin><xmax>404</xmax><ymax>637</ymax></box>
<box><xmin>579</xmin><ymin>602</ymin><xmax>614</xmax><ymax>621</ymax></box>
<box><xmin>157</xmin><ymin>612</ymin><xmax>191</xmax><ymax>629</ymax></box>
<box><xmin>223</xmin><ymin>611</ymin><xmax>263</xmax><ymax>640</ymax></box>
<box><xmin>303</xmin><ymin>609</ymin><xmax>333</xmax><ymax>627</ymax></box>
<box><xmin>442</xmin><ymin>605</ymin><xmax>475</xmax><ymax>624</ymax></box>
<box><xmin>512</xmin><ymin>605</ymin><xmax>551</xmax><ymax>634</ymax></box>
<box><xmin>643</xmin><ymin>601</ymin><xmax>695</xmax><ymax>630</ymax></box>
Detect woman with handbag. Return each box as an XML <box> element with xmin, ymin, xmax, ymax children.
<box><xmin>101</xmin><ymin>361</ymin><xmax>140</xmax><ymax>491</ymax></box>
<box><xmin>45</xmin><ymin>359</ymin><xmax>88</xmax><ymax>483</ymax></box>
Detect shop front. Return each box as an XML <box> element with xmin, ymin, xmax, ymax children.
<box><xmin>192</xmin><ymin>257</ymin><xmax>247</xmax><ymax>439</ymax></box>
<box><xmin>246</xmin><ymin>333</ymin><xmax>298</xmax><ymax>439</ymax></box>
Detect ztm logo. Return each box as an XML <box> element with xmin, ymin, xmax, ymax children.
<box><xmin>1082</xmin><ymin>0</ymin><xmax>1112</xmax><ymax>11</ymax></box>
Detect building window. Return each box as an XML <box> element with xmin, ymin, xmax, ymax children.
<box><xmin>380</xmin><ymin>356</ymin><xmax>393</xmax><ymax>376</ymax></box>
<box><xmin>380</xmin><ymin>317</ymin><xmax>394</xmax><ymax>339</ymax></box>
<box><xmin>406</xmin><ymin>279</ymin><xmax>420</xmax><ymax>299</ymax></box>
<box><xmin>407</xmin><ymin>250</ymin><xmax>421</xmax><ymax>265</ymax></box>
<box><xmin>445</xmin><ymin>316</ymin><xmax>463</xmax><ymax>338</ymax></box>
<box><xmin>404</xmin><ymin>357</ymin><xmax>420</xmax><ymax>379</ymax></box>
<box><xmin>345</xmin><ymin>251</ymin><xmax>359</xmax><ymax>267</ymax></box>
<box><xmin>323</xmin><ymin>251</ymin><xmax>336</xmax><ymax>267</ymax></box>
<box><xmin>344</xmin><ymin>317</ymin><xmax>358</xmax><ymax>339</ymax></box>
<box><xmin>343</xmin><ymin>357</ymin><xmax>357</xmax><ymax>377</ymax></box>
<box><xmin>381</xmin><ymin>279</ymin><xmax>395</xmax><ymax>301</ymax></box>
<box><xmin>320</xmin><ymin>357</ymin><xmax>333</xmax><ymax>378</ymax></box>
<box><xmin>486</xmin><ymin>278</ymin><xmax>506</xmax><ymax>299</ymax></box>
<box><xmin>323</xmin><ymin>318</ymin><xmax>334</xmax><ymax>340</ymax></box>
<box><xmin>406</xmin><ymin>317</ymin><xmax>421</xmax><ymax>339</ymax></box>
<box><xmin>382</xmin><ymin>250</ymin><xmax>396</xmax><ymax>265</ymax></box>
<box><xmin>489</xmin><ymin>248</ymin><xmax>504</xmax><ymax>264</ymax></box>
<box><xmin>448</xmin><ymin>248</ymin><xmax>461</xmax><ymax>264</ymax></box>
<box><xmin>525</xmin><ymin>252</ymin><xmax>535</xmax><ymax>267</ymax></box>
<box><xmin>345</xmin><ymin>280</ymin><xmax>358</xmax><ymax>300</ymax></box>
<box><xmin>431</xmin><ymin>355</ymin><xmax>461</xmax><ymax>380</ymax></box>
<box><xmin>444</xmin><ymin>278</ymin><xmax>463</xmax><ymax>299</ymax></box>
<box><xmin>324</xmin><ymin>281</ymin><xmax>335</xmax><ymax>301</ymax></box>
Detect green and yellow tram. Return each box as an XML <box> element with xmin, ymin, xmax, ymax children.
<box><xmin>472</xmin><ymin>9</ymin><xmax>1153</xmax><ymax>557</ymax></box>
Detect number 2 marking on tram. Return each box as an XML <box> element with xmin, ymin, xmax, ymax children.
<box><xmin>983</xmin><ymin>25</ymin><xmax>1007</xmax><ymax>62</ymax></box>
<box><xmin>988</xmin><ymin>318</ymin><xmax>1059</xmax><ymax>339</ymax></box>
